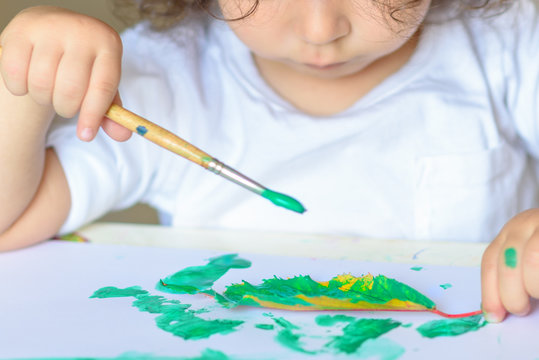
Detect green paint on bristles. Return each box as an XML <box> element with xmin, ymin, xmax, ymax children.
<box><xmin>261</xmin><ymin>189</ymin><xmax>306</xmax><ymax>214</ymax></box>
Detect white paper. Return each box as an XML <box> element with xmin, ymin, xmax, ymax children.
<box><xmin>0</xmin><ymin>241</ymin><xmax>537</xmax><ymax>359</ymax></box>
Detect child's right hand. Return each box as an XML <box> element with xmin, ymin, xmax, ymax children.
<box><xmin>0</xmin><ymin>5</ymin><xmax>131</xmax><ymax>142</ymax></box>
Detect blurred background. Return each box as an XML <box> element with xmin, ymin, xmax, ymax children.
<box><xmin>0</xmin><ymin>0</ymin><xmax>160</xmax><ymax>224</ymax></box>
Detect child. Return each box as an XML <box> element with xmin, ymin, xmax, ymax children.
<box><xmin>0</xmin><ymin>0</ymin><xmax>537</xmax><ymax>323</ymax></box>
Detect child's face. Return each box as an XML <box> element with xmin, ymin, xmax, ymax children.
<box><xmin>218</xmin><ymin>0</ymin><xmax>431</xmax><ymax>80</ymax></box>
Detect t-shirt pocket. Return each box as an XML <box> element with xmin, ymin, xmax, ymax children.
<box><xmin>414</xmin><ymin>143</ymin><xmax>528</xmax><ymax>242</ymax></box>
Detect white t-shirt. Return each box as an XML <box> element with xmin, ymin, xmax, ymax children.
<box><xmin>47</xmin><ymin>1</ymin><xmax>539</xmax><ymax>243</ymax></box>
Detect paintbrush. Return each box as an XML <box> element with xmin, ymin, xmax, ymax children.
<box><xmin>0</xmin><ymin>46</ymin><xmax>306</xmax><ymax>214</ymax></box>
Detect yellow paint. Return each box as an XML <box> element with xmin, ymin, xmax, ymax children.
<box><xmin>242</xmin><ymin>294</ymin><xmax>430</xmax><ymax>312</ymax></box>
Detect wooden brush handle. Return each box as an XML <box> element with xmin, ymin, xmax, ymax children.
<box><xmin>0</xmin><ymin>45</ymin><xmax>213</xmax><ymax>168</ymax></box>
<box><xmin>106</xmin><ymin>104</ymin><xmax>213</xmax><ymax>168</ymax></box>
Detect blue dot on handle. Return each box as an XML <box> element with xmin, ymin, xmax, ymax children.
<box><xmin>136</xmin><ymin>126</ymin><xmax>148</xmax><ymax>136</ymax></box>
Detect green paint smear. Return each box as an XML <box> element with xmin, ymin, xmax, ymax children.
<box><xmin>272</xmin><ymin>316</ymin><xmax>300</xmax><ymax>330</ymax></box>
<box><xmin>272</xmin><ymin>317</ymin><xmax>316</xmax><ymax>355</ymax></box>
<box><xmin>354</xmin><ymin>338</ymin><xmax>405</xmax><ymax>360</ymax></box>
<box><xmin>11</xmin><ymin>349</ymin><xmax>235</xmax><ymax>360</ymax></box>
<box><xmin>416</xmin><ymin>315</ymin><xmax>487</xmax><ymax>338</ymax></box>
<box><xmin>255</xmin><ymin>323</ymin><xmax>275</xmax><ymax>330</ymax></box>
<box><xmin>439</xmin><ymin>283</ymin><xmax>452</xmax><ymax>290</ymax></box>
<box><xmin>90</xmin><ymin>287</ymin><xmax>243</xmax><ymax>341</ymax></box>
<box><xmin>504</xmin><ymin>247</ymin><xmax>518</xmax><ymax>268</ymax></box>
<box><xmin>261</xmin><ymin>189</ymin><xmax>306</xmax><ymax>214</ymax></box>
<box><xmin>410</xmin><ymin>266</ymin><xmax>423</xmax><ymax>271</ymax></box>
<box><xmin>315</xmin><ymin>314</ymin><xmax>356</xmax><ymax>326</ymax></box>
<box><xmin>181</xmin><ymin>349</ymin><xmax>235</xmax><ymax>360</ymax></box>
<box><xmin>326</xmin><ymin>318</ymin><xmax>402</xmax><ymax>354</ymax></box>
<box><xmin>90</xmin><ymin>286</ymin><xmax>149</xmax><ymax>298</ymax></box>
<box><xmin>156</xmin><ymin>254</ymin><xmax>251</xmax><ymax>294</ymax></box>
<box><xmin>218</xmin><ymin>274</ymin><xmax>436</xmax><ymax>310</ymax></box>
<box><xmin>275</xmin><ymin>328</ymin><xmax>316</xmax><ymax>355</ymax></box>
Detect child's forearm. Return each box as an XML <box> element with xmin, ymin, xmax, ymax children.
<box><xmin>0</xmin><ymin>148</ymin><xmax>70</xmax><ymax>251</ymax></box>
<box><xmin>0</xmin><ymin>78</ymin><xmax>56</xmax><ymax>234</ymax></box>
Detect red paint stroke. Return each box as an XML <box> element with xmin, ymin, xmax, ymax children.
<box><xmin>428</xmin><ymin>309</ymin><xmax>483</xmax><ymax>318</ymax></box>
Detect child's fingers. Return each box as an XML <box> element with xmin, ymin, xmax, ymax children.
<box><xmin>53</xmin><ymin>49</ymin><xmax>93</xmax><ymax>120</ymax></box>
<box><xmin>0</xmin><ymin>39</ymin><xmax>33</xmax><ymax>95</ymax></box>
<box><xmin>497</xmin><ymin>237</ymin><xmax>530</xmax><ymax>316</ymax></box>
<box><xmin>523</xmin><ymin>233</ymin><xmax>539</xmax><ymax>299</ymax></box>
<box><xmin>77</xmin><ymin>52</ymin><xmax>121</xmax><ymax>142</ymax></box>
<box><xmin>481</xmin><ymin>239</ymin><xmax>507</xmax><ymax>322</ymax></box>
<box><xmin>27</xmin><ymin>44</ymin><xmax>62</xmax><ymax>105</ymax></box>
<box><xmin>101</xmin><ymin>93</ymin><xmax>132</xmax><ymax>142</ymax></box>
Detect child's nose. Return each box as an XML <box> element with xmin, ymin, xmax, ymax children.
<box><xmin>297</xmin><ymin>2</ymin><xmax>350</xmax><ymax>45</ymax></box>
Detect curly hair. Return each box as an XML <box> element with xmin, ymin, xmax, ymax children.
<box><xmin>112</xmin><ymin>0</ymin><xmax>515</xmax><ymax>30</ymax></box>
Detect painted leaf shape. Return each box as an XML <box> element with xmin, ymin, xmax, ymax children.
<box><xmin>216</xmin><ymin>273</ymin><xmax>436</xmax><ymax>311</ymax></box>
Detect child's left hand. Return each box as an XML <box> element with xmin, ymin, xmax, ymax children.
<box><xmin>481</xmin><ymin>209</ymin><xmax>539</xmax><ymax>322</ymax></box>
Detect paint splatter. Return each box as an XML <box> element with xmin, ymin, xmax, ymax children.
<box><xmin>136</xmin><ymin>125</ymin><xmax>148</xmax><ymax>136</ymax></box>
<box><xmin>255</xmin><ymin>323</ymin><xmax>275</xmax><ymax>330</ymax></box>
<box><xmin>216</xmin><ymin>273</ymin><xmax>436</xmax><ymax>312</ymax></box>
<box><xmin>416</xmin><ymin>315</ymin><xmax>486</xmax><ymax>338</ymax></box>
<box><xmin>120</xmin><ymin>349</ymin><xmax>235</xmax><ymax>360</ymax></box>
<box><xmin>90</xmin><ymin>287</ymin><xmax>243</xmax><ymax>340</ymax></box>
<box><xmin>504</xmin><ymin>248</ymin><xmax>517</xmax><ymax>268</ymax></box>
<box><xmin>183</xmin><ymin>349</ymin><xmax>235</xmax><ymax>360</ymax></box>
<box><xmin>21</xmin><ymin>349</ymin><xmax>236</xmax><ymax>360</ymax></box>
<box><xmin>315</xmin><ymin>314</ymin><xmax>356</xmax><ymax>326</ymax></box>
<box><xmin>439</xmin><ymin>283</ymin><xmax>452</xmax><ymax>290</ymax></box>
<box><xmin>412</xmin><ymin>248</ymin><xmax>428</xmax><ymax>260</ymax></box>
<box><xmin>90</xmin><ymin>286</ymin><xmax>149</xmax><ymax>298</ymax></box>
<box><xmin>157</xmin><ymin>254</ymin><xmax>251</xmax><ymax>294</ymax></box>
<box><xmin>318</xmin><ymin>316</ymin><xmax>402</xmax><ymax>354</ymax></box>
<box><xmin>410</xmin><ymin>266</ymin><xmax>423</xmax><ymax>271</ymax></box>
<box><xmin>87</xmin><ymin>255</ymin><xmax>484</xmax><ymax>358</ymax></box>
<box><xmin>271</xmin><ymin>316</ymin><xmax>316</xmax><ymax>355</ymax></box>
<box><xmin>354</xmin><ymin>338</ymin><xmax>405</xmax><ymax>360</ymax></box>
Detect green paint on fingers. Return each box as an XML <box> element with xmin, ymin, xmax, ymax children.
<box><xmin>416</xmin><ymin>315</ymin><xmax>486</xmax><ymax>338</ymax></box>
<box><xmin>504</xmin><ymin>247</ymin><xmax>517</xmax><ymax>268</ymax></box>
<box><xmin>261</xmin><ymin>189</ymin><xmax>306</xmax><ymax>214</ymax></box>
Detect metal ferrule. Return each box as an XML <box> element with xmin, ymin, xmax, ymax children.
<box><xmin>206</xmin><ymin>158</ymin><xmax>266</xmax><ymax>195</ymax></box>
